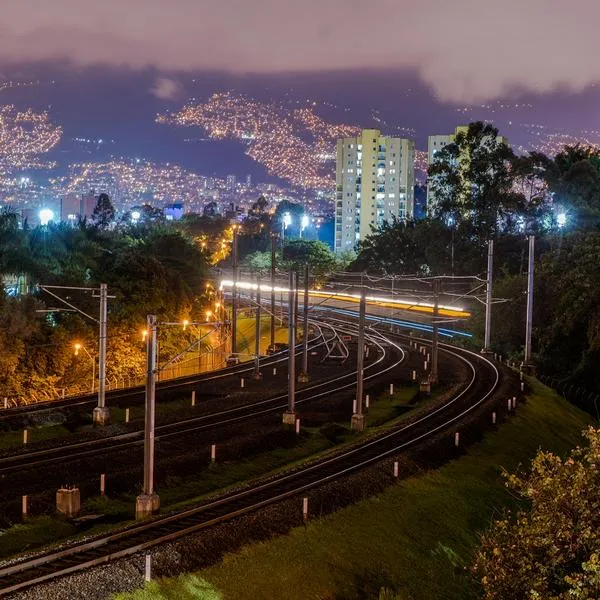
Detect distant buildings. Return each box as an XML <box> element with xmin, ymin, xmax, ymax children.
<box><xmin>426</xmin><ymin>126</ymin><xmax>509</xmax><ymax>212</ymax></box>
<box><xmin>226</xmin><ymin>174</ymin><xmax>237</xmax><ymax>191</ymax></box>
<box><xmin>334</xmin><ymin>129</ymin><xmax>415</xmax><ymax>253</ymax></box>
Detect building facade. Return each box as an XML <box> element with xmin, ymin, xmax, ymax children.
<box><xmin>335</xmin><ymin>129</ymin><xmax>415</xmax><ymax>253</ymax></box>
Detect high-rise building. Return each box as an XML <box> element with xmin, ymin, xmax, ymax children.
<box><xmin>427</xmin><ymin>126</ymin><xmax>509</xmax><ymax>212</ymax></box>
<box><xmin>335</xmin><ymin>129</ymin><xmax>415</xmax><ymax>253</ymax></box>
<box><xmin>226</xmin><ymin>174</ymin><xmax>237</xmax><ymax>191</ymax></box>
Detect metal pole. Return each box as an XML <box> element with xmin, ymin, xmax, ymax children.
<box><xmin>254</xmin><ymin>274</ymin><xmax>262</xmax><ymax>379</ymax></box>
<box><xmin>91</xmin><ymin>359</ymin><xmax>95</xmax><ymax>394</ymax></box>
<box><xmin>136</xmin><ymin>314</ymin><xmax>159</xmax><ymax>518</ymax></box>
<box><xmin>524</xmin><ymin>235</ymin><xmax>535</xmax><ymax>366</ymax></box>
<box><xmin>270</xmin><ymin>233</ymin><xmax>276</xmax><ymax>349</ymax></box>
<box><xmin>299</xmin><ymin>263</ymin><xmax>310</xmax><ymax>381</ymax></box>
<box><xmin>431</xmin><ymin>278</ymin><xmax>440</xmax><ymax>385</ymax></box>
<box><xmin>143</xmin><ymin>314</ymin><xmax>157</xmax><ymax>496</ymax></box>
<box><xmin>231</xmin><ymin>227</ymin><xmax>239</xmax><ymax>360</ymax></box>
<box><xmin>283</xmin><ymin>271</ymin><xmax>296</xmax><ymax>424</ymax></box>
<box><xmin>390</xmin><ymin>276</ymin><xmax>394</xmax><ymax>331</ymax></box>
<box><xmin>352</xmin><ymin>284</ymin><xmax>366</xmax><ymax>431</ymax></box>
<box><xmin>483</xmin><ymin>239</ymin><xmax>494</xmax><ymax>353</ymax></box>
<box><xmin>93</xmin><ymin>283</ymin><xmax>109</xmax><ymax>424</ymax></box>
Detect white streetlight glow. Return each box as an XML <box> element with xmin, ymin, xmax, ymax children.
<box><xmin>39</xmin><ymin>208</ymin><xmax>54</xmax><ymax>226</ymax></box>
<box><xmin>283</xmin><ymin>212</ymin><xmax>292</xmax><ymax>229</ymax></box>
<box><xmin>557</xmin><ymin>212</ymin><xmax>567</xmax><ymax>228</ymax></box>
<box><xmin>301</xmin><ymin>215</ymin><xmax>309</xmax><ymax>229</ymax></box>
<box><xmin>131</xmin><ymin>210</ymin><xmax>141</xmax><ymax>222</ymax></box>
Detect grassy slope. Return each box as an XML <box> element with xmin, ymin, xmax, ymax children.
<box><xmin>115</xmin><ymin>379</ymin><xmax>594</xmax><ymax>600</ymax></box>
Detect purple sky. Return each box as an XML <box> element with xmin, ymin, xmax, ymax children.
<box><xmin>1</xmin><ymin>0</ymin><xmax>598</xmax><ymax>103</ymax></box>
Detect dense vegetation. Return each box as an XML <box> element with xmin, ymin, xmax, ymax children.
<box><xmin>354</xmin><ymin>123</ymin><xmax>600</xmax><ymax>389</ymax></box>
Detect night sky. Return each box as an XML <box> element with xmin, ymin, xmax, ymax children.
<box><xmin>1</xmin><ymin>1</ymin><xmax>599</xmax><ymax>181</ymax></box>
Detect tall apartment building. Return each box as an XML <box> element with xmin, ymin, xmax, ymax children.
<box><xmin>335</xmin><ymin>129</ymin><xmax>415</xmax><ymax>253</ymax></box>
<box><xmin>427</xmin><ymin>126</ymin><xmax>509</xmax><ymax>211</ymax></box>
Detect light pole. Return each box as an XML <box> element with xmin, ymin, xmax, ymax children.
<box><xmin>39</xmin><ymin>283</ymin><xmax>113</xmax><ymax>425</ymax></box>
<box><xmin>524</xmin><ymin>234</ymin><xmax>536</xmax><ymax>373</ymax></box>
<box><xmin>270</xmin><ymin>232</ymin><xmax>277</xmax><ymax>350</ymax></box>
<box><xmin>229</xmin><ymin>225</ymin><xmax>240</xmax><ymax>364</ymax></box>
<box><xmin>482</xmin><ymin>239</ymin><xmax>494</xmax><ymax>354</ymax></box>
<box><xmin>74</xmin><ymin>343</ymin><xmax>95</xmax><ymax>393</ymax></box>
<box><xmin>282</xmin><ymin>212</ymin><xmax>292</xmax><ymax>242</ymax></box>
<box><xmin>136</xmin><ymin>314</ymin><xmax>160</xmax><ymax>519</ymax></box>
<box><xmin>298</xmin><ymin>263</ymin><xmax>310</xmax><ymax>383</ymax></box>
<box><xmin>351</xmin><ymin>284</ymin><xmax>367</xmax><ymax>431</ymax></box>
<box><xmin>253</xmin><ymin>274</ymin><xmax>262</xmax><ymax>380</ymax></box>
<box><xmin>283</xmin><ymin>271</ymin><xmax>297</xmax><ymax>425</ymax></box>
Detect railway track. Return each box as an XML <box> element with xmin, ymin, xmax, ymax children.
<box><xmin>0</xmin><ymin>321</ymin><xmax>335</xmax><ymax>423</ymax></box>
<box><xmin>0</xmin><ymin>330</ymin><xmax>509</xmax><ymax>597</ymax></box>
<box><xmin>0</xmin><ymin>321</ymin><xmax>399</xmax><ymax>477</ymax></box>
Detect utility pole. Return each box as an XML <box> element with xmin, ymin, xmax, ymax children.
<box><xmin>431</xmin><ymin>278</ymin><xmax>440</xmax><ymax>385</ymax></box>
<box><xmin>524</xmin><ymin>235</ymin><xmax>535</xmax><ymax>372</ymax></box>
<box><xmin>270</xmin><ymin>233</ymin><xmax>277</xmax><ymax>349</ymax></box>
<box><xmin>136</xmin><ymin>314</ymin><xmax>160</xmax><ymax>519</ymax></box>
<box><xmin>298</xmin><ymin>263</ymin><xmax>310</xmax><ymax>383</ymax></box>
<box><xmin>229</xmin><ymin>225</ymin><xmax>239</xmax><ymax>364</ymax></box>
<box><xmin>283</xmin><ymin>271</ymin><xmax>297</xmax><ymax>425</ymax></box>
<box><xmin>482</xmin><ymin>239</ymin><xmax>494</xmax><ymax>354</ymax></box>
<box><xmin>253</xmin><ymin>274</ymin><xmax>262</xmax><ymax>380</ymax></box>
<box><xmin>93</xmin><ymin>283</ymin><xmax>110</xmax><ymax>425</ymax></box>
<box><xmin>351</xmin><ymin>284</ymin><xmax>366</xmax><ymax>431</ymax></box>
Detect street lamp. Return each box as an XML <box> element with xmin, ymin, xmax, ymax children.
<box><xmin>282</xmin><ymin>212</ymin><xmax>292</xmax><ymax>240</ymax></box>
<box><xmin>39</xmin><ymin>208</ymin><xmax>54</xmax><ymax>226</ymax></box>
<box><xmin>74</xmin><ymin>342</ymin><xmax>96</xmax><ymax>393</ymax></box>
<box><xmin>300</xmin><ymin>214</ymin><xmax>309</xmax><ymax>239</ymax></box>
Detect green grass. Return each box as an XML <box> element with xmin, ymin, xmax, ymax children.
<box><xmin>0</xmin><ymin>424</ymin><xmax>72</xmax><ymax>451</ymax></box>
<box><xmin>0</xmin><ymin>517</ymin><xmax>77</xmax><ymax>559</ymax></box>
<box><xmin>115</xmin><ymin>378</ymin><xmax>594</xmax><ymax>600</ymax></box>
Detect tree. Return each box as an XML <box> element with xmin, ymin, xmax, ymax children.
<box><xmin>91</xmin><ymin>193</ymin><xmax>115</xmax><ymax>229</ymax></box>
<box><xmin>281</xmin><ymin>240</ymin><xmax>335</xmax><ymax>275</ymax></box>
<box><xmin>428</xmin><ymin>122</ymin><xmax>523</xmax><ymax>239</ymax></box>
<box><xmin>473</xmin><ymin>427</ymin><xmax>600</xmax><ymax>599</ymax></box>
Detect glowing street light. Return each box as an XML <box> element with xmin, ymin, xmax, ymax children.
<box><xmin>282</xmin><ymin>212</ymin><xmax>292</xmax><ymax>241</ymax></box>
<box><xmin>39</xmin><ymin>208</ymin><xmax>54</xmax><ymax>226</ymax></box>
<box><xmin>73</xmin><ymin>342</ymin><xmax>95</xmax><ymax>393</ymax></box>
<box><xmin>557</xmin><ymin>212</ymin><xmax>567</xmax><ymax>228</ymax></box>
<box><xmin>182</xmin><ymin>319</ymin><xmax>189</xmax><ymax>330</ymax></box>
<box><xmin>142</xmin><ymin>329</ymin><xmax>148</xmax><ymax>341</ymax></box>
<box><xmin>205</xmin><ymin>310</ymin><xmax>213</xmax><ymax>321</ymax></box>
<box><xmin>300</xmin><ymin>214</ymin><xmax>309</xmax><ymax>238</ymax></box>
<box><xmin>131</xmin><ymin>210</ymin><xmax>141</xmax><ymax>222</ymax></box>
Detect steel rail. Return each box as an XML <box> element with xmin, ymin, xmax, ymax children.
<box><xmin>0</xmin><ymin>334</ymin><xmax>501</xmax><ymax>596</ymax></box>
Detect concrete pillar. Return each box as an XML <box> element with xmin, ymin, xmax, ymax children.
<box><xmin>23</xmin><ymin>429</ymin><xmax>28</xmax><ymax>445</ymax></box>
<box><xmin>351</xmin><ymin>413</ymin><xmax>366</xmax><ymax>431</ymax></box>
<box><xmin>125</xmin><ymin>408</ymin><xmax>130</xmax><ymax>423</ymax></box>
<box><xmin>389</xmin><ymin>383</ymin><xmax>394</xmax><ymax>395</ymax></box>
<box><xmin>191</xmin><ymin>391</ymin><xmax>196</xmax><ymax>406</ymax></box>
<box><xmin>56</xmin><ymin>488</ymin><xmax>81</xmax><ymax>517</ymax></box>
<box><xmin>211</xmin><ymin>444</ymin><xmax>216</xmax><ymax>463</ymax></box>
<box><xmin>492</xmin><ymin>411</ymin><xmax>497</xmax><ymax>424</ymax></box>
<box><xmin>393</xmin><ymin>461</ymin><xmax>399</xmax><ymax>478</ymax></box>
<box><xmin>136</xmin><ymin>493</ymin><xmax>160</xmax><ymax>519</ymax></box>
<box><xmin>454</xmin><ymin>432</ymin><xmax>460</xmax><ymax>447</ymax></box>
<box><xmin>100</xmin><ymin>473</ymin><xmax>106</xmax><ymax>495</ymax></box>
<box><xmin>22</xmin><ymin>495</ymin><xmax>28</xmax><ymax>520</ymax></box>
<box><xmin>145</xmin><ymin>554</ymin><xmax>152</xmax><ymax>582</ymax></box>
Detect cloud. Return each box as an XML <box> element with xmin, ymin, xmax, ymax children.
<box><xmin>0</xmin><ymin>0</ymin><xmax>598</xmax><ymax>102</ymax></box>
<box><xmin>150</xmin><ymin>76</ymin><xmax>182</xmax><ymax>100</ymax></box>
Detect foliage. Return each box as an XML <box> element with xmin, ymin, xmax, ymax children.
<box><xmin>281</xmin><ymin>240</ymin><xmax>335</xmax><ymax>274</ymax></box>
<box><xmin>91</xmin><ymin>193</ymin><xmax>116</xmax><ymax>229</ymax></box>
<box><xmin>473</xmin><ymin>427</ymin><xmax>600</xmax><ymax>600</ymax></box>
<box><xmin>428</xmin><ymin>122</ymin><xmax>524</xmax><ymax>239</ymax></box>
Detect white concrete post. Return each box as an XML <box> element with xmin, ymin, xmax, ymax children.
<box><xmin>393</xmin><ymin>461</ymin><xmax>399</xmax><ymax>478</ymax></box>
<box><xmin>22</xmin><ymin>495</ymin><xmax>28</xmax><ymax>519</ymax></box>
<box><xmin>145</xmin><ymin>553</ymin><xmax>152</xmax><ymax>582</ymax></box>
<box><xmin>302</xmin><ymin>497</ymin><xmax>309</xmax><ymax>521</ymax></box>
<box><xmin>23</xmin><ymin>429</ymin><xmax>28</xmax><ymax>445</ymax></box>
<box><xmin>492</xmin><ymin>411</ymin><xmax>497</xmax><ymax>424</ymax></box>
<box><xmin>454</xmin><ymin>432</ymin><xmax>460</xmax><ymax>447</ymax></box>
<box><xmin>389</xmin><ymin>383</ymin><xmax>394</xmax><ymax>395</ymax></box>
<box><xmin>295</xmin><ymin>418</ymin><xmax>301</xmax><ymax>434</ymax></box>
<box><xmin>125</xmin><ymin>408</ymin><xmax>130</xmax><ymax>423</ymax></box>
<box><xmin>211</xmin><ymin>444</ymin><xmax>216</xmax><ymax>463</ymax></box>
<box><xmin>191</xmin><ymin>391</ymin><xmax>196</xmax><ymax>406</ymax></box>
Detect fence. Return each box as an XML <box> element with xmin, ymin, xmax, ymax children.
<box><xmin>537</xmin><ymin>374</ymin><xmax>600</xmax><ymax>421</ymax></box>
